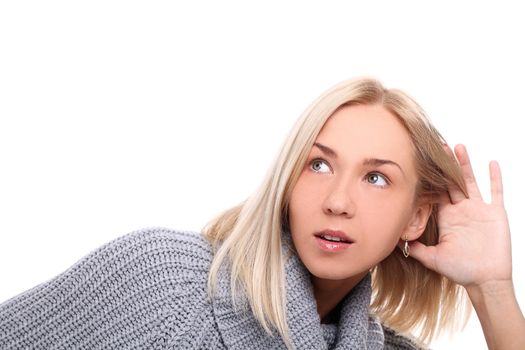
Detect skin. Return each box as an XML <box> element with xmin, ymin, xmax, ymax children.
<box><xmin>288</xmin><ymin>104</ymin><xmax>525</xmax><ymax>349</ymax></box>
<box><xmin>288</xmin><ymin>104</ymin><xmax>432</xmax><ymax>321</ymax></box>
<box><xmin>409</xmin><ymin>145</ymin><xmax>525</xmax><ymax>349</ymax></box>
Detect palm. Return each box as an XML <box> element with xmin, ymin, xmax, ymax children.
<box><xmin>409</xmin><ymin>145</ymin><xmax>512</xmax><ymax>288</ymax></box>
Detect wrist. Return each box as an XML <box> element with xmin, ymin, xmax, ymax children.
<box><xmin>466</xmin><ymin>279</ymin><xmax>514</xmax><ymax>294</ymax></box>
<box><xmin>465</xmin><ymin>280</ymin><xmax>517</xmax><ymax>312</ymax></box>
<box><xmin>465</xmin><ymin>279</ymin><xmax>525</xmax><ymax>350</ymax></box>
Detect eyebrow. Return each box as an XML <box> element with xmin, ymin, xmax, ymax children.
<box><xmin>313</xmin><ymin>142</ymin><xmax>337</xmax><ymax>158</ymax></box>
<box><xmin>313</xmin><ymin>142</ymin><xmax>406</xmax><ymax>176</ymax></box>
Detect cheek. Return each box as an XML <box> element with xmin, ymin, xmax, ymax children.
<box><xmin>289</xmin><ymin>180</ymin><xmax>311</xmax><ymax>224</ymax></box>
<box><xmin>359</xmin><ymin>194</ymin><xmax>414</xmax><ymax>240</ymax></box>
<box><xmin>288</xmin><ymin>176</ymin><xmax>321</xmax><ymax>234</ymax></box>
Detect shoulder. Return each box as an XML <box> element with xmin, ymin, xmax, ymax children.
<box><xmin>101</xmin><ymin>227</ymin><xmax>214</xmax><ymax>265</ymax></box>
<box><xmin>102</xmin><ymin>226</ymin><xmax>212</xmax><ymax>253</ymax></box>
<box><xmin>66</xmin><ymin>226</ymin><xmax>215</xmax><ymax>279</ymax></box>
<box><xmin>0</xmin><ymin>227</ymin><xmax>217</xmax><ymax>348</ymax></box>
<box><xmin>1</xmin><ymin>227</ymin><xmax>215</xmax><ymax>308</ymax></box>
<box><xmin>383</xmin><ymin>325</ymin><xmax>426</xmax><ymax>350</ymax></box>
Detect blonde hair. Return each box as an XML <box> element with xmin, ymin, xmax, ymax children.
<box><xmin>203</xmin><ymin>78</ymin><xmax>469</xmax><ymax>347</ymax></box>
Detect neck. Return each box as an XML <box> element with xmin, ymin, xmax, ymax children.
<box><xmin>311</xmin><ymin>272</ymin><xmax>368</xmax><ymax>323</ymax></box>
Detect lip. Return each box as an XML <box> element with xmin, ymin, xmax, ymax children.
<box><xmin>314</xmin><ymin>229</ymin><xmax>354</xmax><ymax>252</ymax></box>
<box><xmin>315</xmin><ymin>229</ymin><xmax>354</xmax><ymax>243</ymax></box>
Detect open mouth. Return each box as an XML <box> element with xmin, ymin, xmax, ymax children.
<box><xmin>314</xmin><ymin>233</ymin><xmax>354</xmax><ymax>252</ymax></box>
<box><xmin>316</xmin><ymin>234</ymin><xmax>353</xmax><ymax>243</ymax></box>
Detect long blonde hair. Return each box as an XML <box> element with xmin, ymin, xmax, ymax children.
<box><xmin>203</xmin><ymin>78</ymin><xmax>469</xmax><ymax>347</ymax></box>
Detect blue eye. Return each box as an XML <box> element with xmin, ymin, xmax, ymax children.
<box><xmin>310</xmin><ymin>159</ymin><xmax>331</xmax><ymax>173</ymax></box>
<box><xmin>367</xmin><ymin>173</ymin><xmax>388</xmax><ymax>187</ymax></box>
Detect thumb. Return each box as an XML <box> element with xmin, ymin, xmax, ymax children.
<box><xmin>401</xmin><ymin>241</ymin><xmax>439</xmax><ymax>272</ymax></box>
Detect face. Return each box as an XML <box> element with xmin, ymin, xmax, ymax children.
<box><xmin>288</xmin><ymin>104</ymin><xmax>426</xmax><ymax>283</ymax></box>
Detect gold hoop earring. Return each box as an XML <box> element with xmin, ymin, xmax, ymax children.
<box><xmin>403</xmin><ymin>236</ymin><xmax>410</xmax><ymax>258</ymax></box>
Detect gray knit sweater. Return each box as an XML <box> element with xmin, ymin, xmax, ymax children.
<box><xmin>0</xmin><ymin>228</ymin><xmax>421</xmax><ymax>349</ymax></box>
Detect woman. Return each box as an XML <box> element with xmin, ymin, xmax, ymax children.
<box><xmin>0</xmin><ymin>78</ymin><xmax>523</xmax><ymax>349</ymax></box>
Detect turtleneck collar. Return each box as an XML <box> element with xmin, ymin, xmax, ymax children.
<box><xmin>211</xmin><ymin>235</ymin><xmax>385</xmax><ymax>349</ymax></box>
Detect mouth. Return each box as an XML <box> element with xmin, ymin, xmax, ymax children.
<box><xmin>314</xmin><ymin>230</ymin><xmax>354</xmax><ymax>243</ymax></box>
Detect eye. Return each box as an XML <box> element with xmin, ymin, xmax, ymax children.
<box><xmin>366</xmin><ymin>172</ymin><xmax>389</xmax><ymax>188</ymax></box>
<box><xmin>310</xmin><ymin>159</ymin><xmax>331</xmax><ymax>173</ymax></box>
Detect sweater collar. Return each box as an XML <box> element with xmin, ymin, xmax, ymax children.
<box><xmin>211</xmin><ymin>238</ymin><xmax>384</xmax><ymax>349</ymax></box>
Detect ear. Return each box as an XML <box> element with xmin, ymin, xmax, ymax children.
<box><xmin>403</xmin><ymin>202</ymin><xmax>433</xmax><ymax>241</ymax></box>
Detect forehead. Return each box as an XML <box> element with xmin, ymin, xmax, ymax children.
<box><xmin>315</xmin><ymin>104</ymin><xmax>415</xmax><ymax>170</ymax></box>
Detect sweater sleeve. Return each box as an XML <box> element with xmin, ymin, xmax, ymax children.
<box><xmin>0</xmin><ymin>227</ymin><xmax>214</xmax><ymax>350</ymax></box>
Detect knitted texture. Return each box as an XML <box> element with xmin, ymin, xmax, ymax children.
<box><xmin>0</xmin><ymin>228</ymin><xmax>422</xmax><ymax>349</ymax></box>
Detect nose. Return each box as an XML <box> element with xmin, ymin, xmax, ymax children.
<box><xmin>322</xmin><ymin>179</ymin><xmax>356</xmax><ymax>218</ymax></box>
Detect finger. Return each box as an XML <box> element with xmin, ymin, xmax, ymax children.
<box><xmin>490</xmin><ymin>160</ymin><xmax>504</xmax><ymax>206</ymax></box>
<box><xmin>454</xmin><ymin>144</ymin><xmax>483</xmax><ymax>201</ymax></box>
<box><xmin>400</xmin><ymin>241</ymin><xmax>439</xmax><ymax>272</ymax></box>
<box><xmin>447</xmin><ymin>179</ymin><xmax>465</xmax><ymax>204</ymax></box>
<box><xmin>436</xmin><ymin>192</ymin><xmax>451</xmax><ymax>206</ymax></box>
<box><xmin>443</xmin><ymin>144</ymin><xmax>466</xmax><ymax>204</ymax></box>
<box><xmin>442</xmin><ymin>143</ymin><xmax>455</xmax><ymax>159</ymax></box>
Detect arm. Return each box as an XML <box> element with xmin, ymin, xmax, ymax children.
<box><xmin>407</xmin><ymin>145</ymin><xmax>525</xmax><ymax>350</ymax></box>
<box><xmin>0</xmin><ymin>228</ymin><xmax>208</xmax><ymax>349</ymax></box>
<box><xmin>467</xmin><ymin>280</ymin><xmax>525</xmax><ymax>350</ymax></box>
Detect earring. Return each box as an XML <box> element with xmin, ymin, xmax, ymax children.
<box><xmin>403</xmin><ymin>236</ymin><xmax>410</xmax><ymax>258</ymax></box>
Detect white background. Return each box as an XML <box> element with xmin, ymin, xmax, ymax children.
<box><xmin>0</xmin><ymin>1</ymin><xmax>523</xmax><ymax>349</ymax></box>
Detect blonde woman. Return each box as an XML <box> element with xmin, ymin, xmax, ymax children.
<box><xmin>0</xmin><ymin>78</ymin><xmax>523</xmax><ymax>349</ymax></box>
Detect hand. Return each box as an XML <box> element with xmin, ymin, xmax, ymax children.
<box><xmin>407</xmin><ymin>144</ymin><xmax>512</xmax><ymax>289</ymax></box>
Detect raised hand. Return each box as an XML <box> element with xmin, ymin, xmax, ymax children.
<box><xmin>408</xmin><ymin>144</ymin><xmax>512</xmax><ymax>288</ymax></box>
<box><xmin>406</xmin><ymin>144</ymin><xmax>524</xmax><ymax>350</ymax></box>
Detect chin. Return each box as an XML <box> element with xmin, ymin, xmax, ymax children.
<box><xmin>305</xmin><ymin>263</ymin><xmax>367</xmax><ymax>281</ymax></box>
<box><xmin>299</xmin><ymin>251</ymin><xmax>380</xmax><ymax>281</ymax></box>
